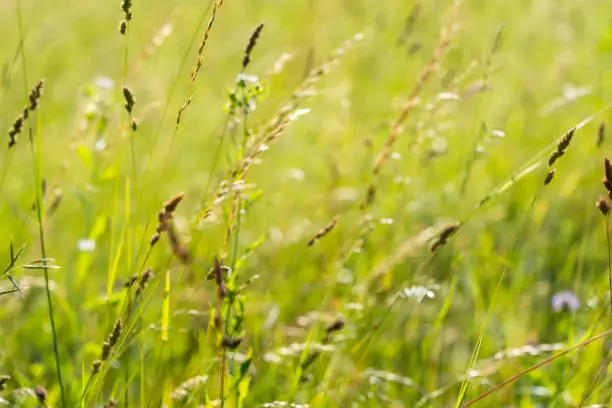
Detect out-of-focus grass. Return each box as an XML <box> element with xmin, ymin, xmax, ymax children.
<box><xmin>1</xmin><ymin>0</ymin><xmax>612</xmax><ymax>406</ymax></box>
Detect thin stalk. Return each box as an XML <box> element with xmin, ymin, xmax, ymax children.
<box><xmin>607</xmin><ymin>214</ymin><xmax>612</xmax><ymax>316</ymax></box>
<box><xmin>16</xmin><ymin>1</ymin><xmax>65</xmax><ymax>405</ymax></box>
<box><xmin>455</xmin><ymin>194</ymin><xmax>538</xmax><ymax>407</ymax></box>
<box><xmin>462</xmin><ymin>329</ymin><xmax>612</xmax><ymax>407</ymax></box>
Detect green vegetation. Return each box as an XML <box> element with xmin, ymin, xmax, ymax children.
<box><xmin>2</xmin><ymin>0</ymin><xmax>612</xmax><ymax>406</ymax></box>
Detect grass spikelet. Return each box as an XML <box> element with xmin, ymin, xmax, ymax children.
<box><xmin>598</xmin><ymin>160</ymin><xmax>612</xmax><ymax>317</ymax></box>
<box><xmin>175</xmin><ymin>96</ymin><xmax>193</xmax><ymax>129</ymax></box>
<box><xmin>99</xmin><ymin>318</ymin><xmax>123</xmax><ymax>363</ymax></box>
<box><xmin>604</xmin><ymin>158</ymin><xmax>612</xmax><ymax>197</ymax></box>
<box><xmin>597</xmin><ymin>196</ymin><xmax>610</xmax><ymax>216</ymax></box>
<box><xmin>307</xmin><ymin>215</ymin><xmax>340</xmax><ymax>247</ymax></box>
<box><xmin>108</xmin><ymin>318</ymin><xmax>123</xmax><ymax>347</ymax></box>
<box><xmin>190</xmin><ymin>0</ymin><xmax>225</xmax><ymax>82</ymax></box>
<box><xmin>211</xmin><ymin>256</ymin><xmax>228</xmax><ymax>298</ymax></box>
<box><xmin>543</xmin><ymin>168</ymin><xmax>556</xmax><ymax>185</ymax></box>
<box><xmin>34</xmin><ymin>385</ymin><xmax>47</xmax><ymax>405</ymax></box>
<box><xmin>8</xmin><ymin>79</ymin><xmax>44</xmax><ymax>147</ymax></box>
<box><xmin>323</xmin><ymin>315</ymin><xmax>346</xmax><ymax>343</ymax></box>
<box><xmin>28</xmin><ymin>79</ymin><xmax>44</xmax><ymax>111</ymax></box>
<box><xmin>122</xmin><ymin>86</ymin><xmax>135</xmax><ymax>114</ymax></box>
<box><xmin>134</xmin><ymin>267</ymin><xmax>153</xmax><ymax>298</ymax></box>
<box><xmin>372</xmin><ymin>0</ymin><xmax>459</xmax><ymax>178</ymax></box>
<box><xmin>91</xmin><ymin>360</ymin><xmax>102</xmax><ymax>375</ymax></box>
<box><xmin>150</xmin><ymin>192</ymin><xmax>189</xmax><ymax>263</ymax></box>
<box><xmin>164</xmin><ymin>192</ymin><xmax>185</xmax><ymax>213</ymax></box>
<box><xmin>119</xmin><ymin>0</ymin><xmax>133</xmax><ymax>35</ymax></box>
<box><xmin>598</xmin><ymin>121</ymin><xmax>606</xmax><ymax>147</ymax></box>
<box><xmin>429</xmin><ymin>222</ymin><xmax>460</xmax><ymax>252</ymax></box>
<box><xmin>242</xmin><ymin>23</ymin><xmax>264</xmax><ymax>70</ymax></box>
<box><xmin>151</xmin><ymin>192</ymin><xmax>184</xmax><ymax>246</ymax></box>
<box><xmin>548</xmin><ymin>126</ymin><xmax>575</xmax><ymax>166</ymax></box>
<box><xmin>249</xmin><ymin>32</ymin><xmax>363</xmax><ymax>157</ymax></box>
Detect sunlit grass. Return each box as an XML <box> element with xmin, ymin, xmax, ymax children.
<box><xmin>1</xmin><ymin>0</ymin><xmax>612</xmax><ymax>407</ymax></box>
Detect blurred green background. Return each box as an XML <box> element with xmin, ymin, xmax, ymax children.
<box><xmin>1</xmin><ymin>0</ymin><xmax>612</xmax><ymax>406</ymax></box>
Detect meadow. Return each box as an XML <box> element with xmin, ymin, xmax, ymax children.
<box><xmin>1</xmin><ymin>0</ymin><xmax>612</xmax><ymax>406</ymax></box>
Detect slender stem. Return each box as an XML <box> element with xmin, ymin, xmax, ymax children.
<box><xmin>16</xmin><ymin>1</ymin><xmax>65</xmax><ymax>405</ymax></box>
<box><xmin>462</xmin><ymin>329</ymin><xmax>612</xmax><ymax>407</ymax></box>
<box><xmin>606</xmin><ymin>214</ymin><xmax>612</xmax><ymax>316</ymax></box>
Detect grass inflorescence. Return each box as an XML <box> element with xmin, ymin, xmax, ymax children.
<box><xmin>3</xmin><ymin>1</ymin><xmax>612</xmax><ymax>407</ymax></box>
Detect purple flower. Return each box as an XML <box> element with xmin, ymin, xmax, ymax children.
<box><xmin>551</xmin><ymin>290</ymin><xmax>580</xmax><ymax>313</ymax></box>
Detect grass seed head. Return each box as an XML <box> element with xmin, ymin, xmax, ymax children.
<box><xmin>544</xmin><ymin>168</ymin><xmax>556</xmax><ymax>185</ymax></box>
<box><xmin>598</xmin><ymin>121</ymin><xmax>606</xmax><ymax>148</ymax></box>
<box><xmin>92</xmin><ymin>360</ymin><xmax>102</xmax><ymax>375</ymax></box>
<box><xmin>164</xmin><ymin>192</ymin><xmax>185</xmax><ymax>213</ymax></box>
<box><xmin>122</xmin><ymin>86</ymin><xmax>135</xmax><ymax>114</ymax></box>
<box><xmin>121</xmin><ymin>0</ymin><xmax>132</xmax><ymax>20</ymax></box>
<box><xmin>101</xmin><ymin>341</ymin><xmax>112</xmax><ymax>360</ymax></box>
<box><xmin>603</xmin><ymin>158</ymin><xmax>612</xmax><ymax>198</ymax></box>
<box><xmin>597</xmin><ymin>197</ymin><xmax>610</xmax><ymax>216</ymax></box>
<box><xmin>29</xmin><ymin>80</ymin><xmax>44</xmax><ymax>111</ymax></box>
<box><xmin>557</xmin><ymin>126</ymin><xmax>575</xmax><ymax>152</ymax></box>
<box><xmin>221</xmin><ymin>334</ymin><xmax>244</xmax><ymax>349</ymax></box>
<box><xmin>243</xmin><ymin>23</ymin><xmax>264</xmax><ymax>70</ymax></box>
<box><xmin>308</xmin><ymin>215</ymin><xmax>340</xmax><ymax>247</ymax></box>
<box><xmin>34</xmin><ymin>385</ymin><xmax>47</xmax><ymax>405</ymax></box>
<box><xmin>430</xmin><ymin>222</ymin><xmax>460</xmax><ymax>252</ymax></box>
<box><xmin>108</xmin><ymin>318</ymin><xmax>123</xmax><ymax>347</ymax></box>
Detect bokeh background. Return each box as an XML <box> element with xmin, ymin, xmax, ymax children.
<box><xmin>1</xmin><ymin>0</ymin><xmax>612</xmax><ymax>406</ymax></box>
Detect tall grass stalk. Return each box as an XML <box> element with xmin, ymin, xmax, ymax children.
<box><xmin>16</xmin><ymin>1</ymin><xmax>65</xmax><ymax>405</ymax></box>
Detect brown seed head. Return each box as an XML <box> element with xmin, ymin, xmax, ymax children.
<box><xmin>325</xmin><ymin>315</ymin><xmax>346</xmax><ymax>334</ymax></box>
<box><xmin>242</xmin><ymin>23</ymin><xmax>264</xmax><ymax>70</ymax></box>
<box><xmin>122</xmin><ymin>86</ymin><xmax>135</xmax><ymax>114</ymax></box>
<box><xmin>29</xmin><ymin>80</ymin><xmax>44</xmax><ymax>111</ymax></box>
<box><xmin>598</xmin><ymin>122</ymin><xmax>606</xmax><ymax>148</ymax></box>
<box><xmin>92</xmin><ymin>360</ymin><xmax>102</xmax><ymax>375</ymax></box>
<box><xmin>604</xmin><ymin>158</ymin><xmax>612</xmax><ymax>190</ymax></box>
<box><xmin>220</xmin><ymin>334</ymin><xmax>244</xmax><ymax>350</ymax></box>
<box><xmin>544</xmin><ymin>168</ymin><xmax>556</xmax><ymax>185</ymax></box>
<box><xmin>557</xmin><ymin>126</ymin><xmax>575</xmax><ymax>152</ymax></box>
<box><xmin>108</xmin><ymin>318</ymin><xmax>123</xmax><ymax>347</ymax></box>
<box><xmin>101</xmin><ymin>341</ymin><xmax>112</xmax><ymax>361</ymax></box>
<box><xmin>308</xmin><ymin>215</ymin><xmax>340</xmax><ymax>247</ymax></box>
<box><xmin>34</xmin><ymin>385</ymin><xmax>47</xmax><ymax>404</ymax></box>
<box><xmin>164</xmin><ymin>192</ymin><xmax>185</xmax><ymax>213</ymax></box>
<box><xmin>597</xmin><ymin>197</ymin><xmax>610</xmax><ymax>216</ymax></box>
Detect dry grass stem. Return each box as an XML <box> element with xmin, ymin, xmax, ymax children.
<box><xmin>307</xmin><ymin>215</ymin><xmax>340</xmax><ymax>247</ymax></box>
<box><xmin>190</xmin><ymin>0</ymin><xmax>225</xmax><ymax>82</ymax></box>
<box><xmin>372</xmin><ymin>0</ymin><xmax>460</xmax><ymax>176</ymax></box>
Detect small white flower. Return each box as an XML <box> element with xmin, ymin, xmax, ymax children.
<box><xmin>78</xmin><ymin>239</ymin><xmax>96</xmax><ymax>252</ymax></box>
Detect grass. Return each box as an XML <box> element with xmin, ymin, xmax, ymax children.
<box><xmin>2</xmin><ymin>0</ymin><xmax>612</xmax><ymax>406</ymax></box>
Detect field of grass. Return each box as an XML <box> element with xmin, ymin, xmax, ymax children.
<box><xmin>2</xmin><ymin>0</ymin><xmax>612</xmax><ymax>406</ymax></box>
